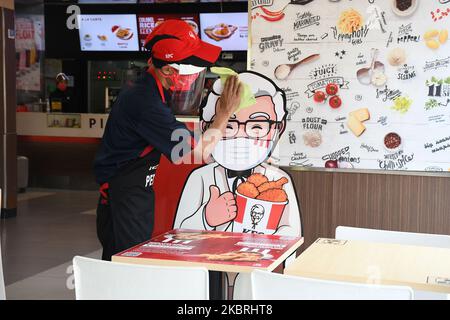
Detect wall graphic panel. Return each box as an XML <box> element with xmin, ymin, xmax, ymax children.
<box><xmin>250</xmin><ymin>0</ymin><xmax>450</xmax><ymax>172</ymax></box>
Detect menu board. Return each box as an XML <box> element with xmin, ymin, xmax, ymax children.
<box><xmin>78</xmin><ymin>14</ymin><xmax>139</xmax><ymax>51</ymax></box>
<box><xmin>114</xmin><ymin>229</ymin><xmax>303</xmax><ymax>272</ymax></box>
<box><xmin>200</xmin><ymin>12</ymin><xmax>248</xmax><ymax>51</ymax></box>
<box><xmin>138</xmin><ymin>14</ymin><xmax>200</xmax><ymax>51</ymax></box>
<box><xmin>250</xmin><ymin>0</ymin><xmax>450</xmax><ymax>173</ymax></box>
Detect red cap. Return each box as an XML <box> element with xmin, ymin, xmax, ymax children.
<box><xmin>144</xmin><ymin>20</ymin><xmax>222</xmax><ymax>68</ymax></box>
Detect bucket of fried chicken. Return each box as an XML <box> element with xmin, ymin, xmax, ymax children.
<box><xmin>234</xmin><ymin>173</ymin><xmax>289</xmax><ymax>234</ymax></box>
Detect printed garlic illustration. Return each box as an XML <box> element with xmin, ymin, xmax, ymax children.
<box><xmin>371</xmin><ymin>70</ymin><xmax>387</xmax><ymax>87</ymax></box>
<box><xmin>387</xmin><ymin>47</ymin><xmax>406</xmax><ymax>66</ymax></box>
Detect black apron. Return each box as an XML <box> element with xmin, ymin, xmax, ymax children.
<box><xmin>96</xmin><ymin>68</ymin><xmax>166</xmax><ymax>261</ymax></box>
<box><xmin>96</xmin><ymin>148</ymin><xmax>159</xmax><ymax>261</ymax></box>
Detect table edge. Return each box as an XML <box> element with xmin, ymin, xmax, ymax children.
<box><xmin>283</xmin><ymin>269</ymin><xmax>450</xmax><ymax>294</ymax></box>
<box><xmin>112</xmin><ymin>237</ymin><xmax>304</xmax><ymax>274</ymax></box>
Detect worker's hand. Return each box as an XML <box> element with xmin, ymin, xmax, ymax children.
<box><xmin>205</xmin><ymin>185</ymin><xmax>237</xmax><ymax>227</ymax></box>
<box><xmin>216</xmin><ymin>76</ymin><xmax>243</xmax><ymax>119</ymax></box>
<box><xmin>195</xmin><ymin>76</ymin><xmax>243</xmax><ymax>162</ymax></box>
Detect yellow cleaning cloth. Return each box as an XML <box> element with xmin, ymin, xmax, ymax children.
<box><xmin>211</xmin><ymin>67</ymin><xmax>256</xmax><ymax>113</ymax></box>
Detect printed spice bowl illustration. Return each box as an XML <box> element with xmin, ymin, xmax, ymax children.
<box><xmin>384</xmin><ymin>132</ymin><xmax>403</xmax><ymax>152</ymax></box>
<box><xmin>197</xmin><ymin>251</ymin><xmax>272</xmax><ymax>262</ymax></box>
<box><xmin>234</xmin><ymin>173</ymin><xmax>289</xmax><ymax>234</ymax></box>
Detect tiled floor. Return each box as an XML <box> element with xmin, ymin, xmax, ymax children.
<box><xmin>0</xmin><ymin>189</ymin><xmax>102</xmax><ymax>300</ymax></box>
<box><xmin>5</xmin><ymin>249</ymin><xmax>102</xmax><ymax>300</ymax></box>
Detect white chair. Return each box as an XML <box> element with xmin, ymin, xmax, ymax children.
<box><xmin>251</xmin><ymin>270</ymin><xmax>414</xmax><ymax>300</ymax></box>
<box><xmin>232</xmin><ymin>252</ymin><xmax>298</xmax><ymax>300</ymax></box>
<box><xmin>336</xmin><ymin>226</ymin><xmax>450</xmax><ymax>300</ymax></box>
<box><xmin>230</xmin><ymin>273</ymin><xmax>252</xmax><ymax>300</ymax></box>
<box><xmin>73</xmin><ymin>256</ymin><xmax>209</xmax><ymax>300</ymax></box>
<box><xmin>0</xmin><ymin>238</ymin><xmax>5</xmax><ymax>301</ymax></box>
<box><xmin>0</xmin><ymin>190</ymin><xmax>5</xmax><ymax>300</ymax></box>
<box><xmin>335</xmin><ymin>226</ymin><xmax>450</xmax><ymax>249</ymax></box>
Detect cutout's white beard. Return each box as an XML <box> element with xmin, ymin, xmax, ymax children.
<box><xmin>211</xmin><ymin>137</ymin><xmax>275</xmax><ymax>171</ymax></box>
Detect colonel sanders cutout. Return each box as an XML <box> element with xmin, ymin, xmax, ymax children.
<box><xmin>173</xmin><ymin>71</ymin><xmax>302</xmax><ymax>299</ymax></box>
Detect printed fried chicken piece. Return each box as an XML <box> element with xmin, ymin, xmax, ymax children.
<box><xmin>257</xmin><ymin>177</ymin><xmax>289</xmax><ymax>193</ymax></box>
<box><xmin>173</xmin><ymin>233</ymin><xmax>203</xmax><ymax>240</ymax></box>
<box><xmin>200</xmin><ymin>252</ymin><xmax>241</xmax><ymax>261</ymax></box>
<box><xmin>246</xmin><ymin>173</ymin><xmax>269</xmax><ymax>188</ymax></box>
<box><xmin>232</xmin><ymin>252</ymin><xmax>263</xmax><ymax>262</ymax></box>
<box><xmin>256</xmin><ymin>189</ymin><xmax>288</xmax><ymax>202</ymax></box>
<box><xmin>174</xmin><ymin>233</ymin><xmax>233</xmax><ymax>241</ymax></box>
<box><xmin>199</xmin><ymin>251</ymin><xmax>263</xmax><ymax>262</ymax></box>
<box><xmin>237</xmin><ymin>181</ymin><xmax>259</xmax><ymax>198</ymax></box>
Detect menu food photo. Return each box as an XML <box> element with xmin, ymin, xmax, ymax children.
<box><xmin>250</xmin><ymin>0</ymin><xmax>450</xmax><ymax>172</ymax></box>
<box><xmin>200</xmin><ymin>12</ymin><xmax>248</xmax><ymax>51</ymax></box>
<box><xmin>78</xmin><ymin>14</ymin><xmax>139</xmax><ymax>51</ymax></box>
<box><xmin>138</xmin><ymin>14</ymin><xmax>200</xmax><ymax>51</ymax></box>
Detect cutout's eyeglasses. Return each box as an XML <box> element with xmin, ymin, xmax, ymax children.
<box><xmin>205</xmin><ymin>120</ymin><xmax>282</xmax><ymax>139</ymax></box>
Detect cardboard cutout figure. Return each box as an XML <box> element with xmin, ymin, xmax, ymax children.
<box><xmin>173</xmin><ymin>70</ymin><xmax>302</xmax><ymax>299</ymax></box>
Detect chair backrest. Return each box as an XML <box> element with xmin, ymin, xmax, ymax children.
<box><xmin>0</xmin><ymin>189</ymin><xmax>5</xmax><ymax>300</ymax></box>
<box><xmin>0</xmin><ymin>240</ymin><xmax>5</xmax><ymax>300</ymax></box>
<box><xmin>251</xmin><ymin>270</ymin><xmax>414</xmax><ymax>300</ymax></box>
<box><xmin>335</xmin><ymin>226</ymin><xmax>450</xmax><ymax>249</ymax></box>
<box><xmin>73</xmin><ymin>256</ymin><xmax>209</xmax><ymax>300</ymax></box>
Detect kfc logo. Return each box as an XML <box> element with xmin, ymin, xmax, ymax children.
<box><xmin>250</xmin><ymin>204</ymin><xmax>265</xmax><ymax>228</ymax></box>
<box><xmin>165</xmin><ymin>53</ymin><xmax>174</xmax><ymax>59</ymax></box>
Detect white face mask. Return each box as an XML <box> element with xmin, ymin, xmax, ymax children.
<box><xmin>212</xmin><ymin>137</ymin><xmax>276</xmax><ymax>171</ymax></box>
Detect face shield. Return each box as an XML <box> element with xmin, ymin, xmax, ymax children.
<box><xmin>165</xmin><ymin>64</ymin><xmax>206</xmax><ymax>115</ymax></box>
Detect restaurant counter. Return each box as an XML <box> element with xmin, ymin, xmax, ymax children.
<box><xmin>17</xmin><ymin>111</ymin><xmax>203</xmax><ymax>237</ymax></box>
<box><xmin>16</xmin><ymin>112</ymin><xmax>200</xmax><ymax>191</ymax></box>
<box><xmin>17</xmin><ymin>112</ymin><xmax>198</xmax><ymax>138</ymax></box>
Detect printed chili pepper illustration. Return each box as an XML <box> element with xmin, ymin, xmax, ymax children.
<box><xmin>260</xmin><ymin>13</ymin><xmax>285</xmax><ymax>22</ymax></box>
<box><xmin>261</xmin><ymin>6</ymin><xmax>285</xmax><ymax>17</ymax></box>
<box><xmin>258</xmin><ymin>3</ymin><xmax>289</xmax><ymax>22</ymax></box>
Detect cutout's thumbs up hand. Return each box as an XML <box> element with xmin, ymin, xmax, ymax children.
<box><xmin>205</xmin><ymin>185</ymin><xmax>237</xmax><ymax>227</ymax></box>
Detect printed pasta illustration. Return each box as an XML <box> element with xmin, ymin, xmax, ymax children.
<box><xmin>338</xmin><ymin>9</ymin><xmax>364</xmax><ymax>34</ymax></box>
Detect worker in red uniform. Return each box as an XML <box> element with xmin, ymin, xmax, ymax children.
<box><xmin>94</xmin><ymin>20</ymin><xmax>242</xmax><ymax>261</ymax></box>
<box><xmin>49</xmin><ymin>73</ymin><xmax>75</xmax><ymax>113</ymax></box>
